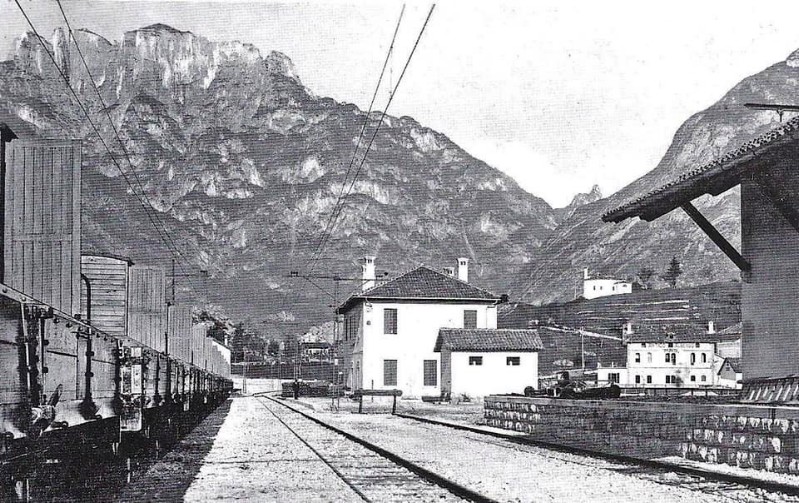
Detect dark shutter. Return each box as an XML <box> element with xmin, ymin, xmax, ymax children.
<box><xmin>383</xmin><ymin>359</ymin><xmax>397</xmax><ymax>386</ymax></box>
<box><xmin>423</xmin><ymin>360</ymin><xmax>437</xmax><ymax>386</ymax></box>
<box><xmin>384</xmin><ymin>308</ymin><xmax>398</xmax><ymax>334</ymax></box>
<box><xmin>463</xmin><ymin>310</ymin><xmax>477</xmax><ymax>329</ymax></box>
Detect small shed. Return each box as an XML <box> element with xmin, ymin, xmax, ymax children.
<box><xmin>435</xmin><ymin>328</ymin><xmax>542</xmax><ymax>397</ymax></box>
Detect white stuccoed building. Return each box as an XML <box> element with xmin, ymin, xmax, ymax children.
<box><xmin>337</xmin><ymin>257</ymin><xmax>521</xmax><ymax>397</ymax></box>
<box><xmin>582</xmin><ymin>268</ymin><xmax>632</xmax><ymax>300</ymax></box>
<box><xmin>435</xmin><ymin>328</ymin><xmax>542</xmax><ymax>397</ymax></box>
<box><xmin>597</xmin><ymin>321</ymin><xmax>738</xmax><ymax>389</ymax></box>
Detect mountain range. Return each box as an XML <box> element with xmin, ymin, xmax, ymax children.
<box><xmin>1</xmin><ymin>23</ymin><xmax>786</xmax><ymax>337</ymax></box>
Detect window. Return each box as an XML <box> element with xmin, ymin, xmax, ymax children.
<box><xmin>701</xmin><ymin>353</ymin><xmax>707</xmax><ymax>364</ymax></box>
<box><xmin>468</xmin><ymin>356</ymin><xmax>483</xmax><ymax>366</ymax></box>
<box><xmin>690</xmin><ymin>353</ymin><xmax>696</xmax><ymax>365</ymax></box>
<box><xmin>423</xmin><ymin>360</ymin><xmax>437</xmax><ymax>386</ymax></box>
<box><xmin>667</xmin><ymin>342</ymin><xmax>674</xmax><ymax>348</ymax></box>
<box><xmin>647</xmin><ymin>352</ymin><xmax>652</xmax><ymax>363</ymax></box>
<box><xmin>506</xmin><ymin>356</ymin><xmax>521</xmax><ymax>366</ymax></box>
<box><xmin>464</xmin><ymin>310</ymin><xmax>477</xmax><ymax>329</ymax></box>
<box><xmin>665</xmin><ymin>353</ymin><xmax>670</xmax><ymax>363</ymax></box>
<box><xmin>641</xmin><ymin>343</ymin><xmax>647</xmax><ymax>348</ymax></box>
<box><xmin>690</xmin><ymin>375</ymin><xmax>696</xmax><ymax>382</ymax></box>
<box><xmin>695</xmin><ymin>343</ymin><xmax>700</xmax><ymax>348</ymax></box>
<box><xmin>666</xmin><ymin>375</ymin><xmax>672</xmax><ymax>384</ymax></box>
<box><xmin>383</xmin><ymin>360</ymin><xmax>397</xmax><ymax>386</ymax></box>
<box><xmin>646</xmin><ymin>375</ymin><xmax>652</xmax><ymax>384</ymax></box>
<box><xmin>635</xmin><ymin>375</ymin><xmax>641</xmax><ymax>384</ymax></box>
<box><xmin>634</xmin><ymin>352</ymin><xmax>641</xmax><ymax>363</ymax></box>
<box><xmin>701</xmin><ymin>375</ymin><xmax>707</xmax><ymax>382</ymax></box>
<box><xmin>384</xmin><ymin>308</ymin><xmax>397</xmax><ymax>334</ymax></box>
<box><xmin>608</xmin><ymin>373</ymin><xmax>620</xmax><ymax>384</ymax></box>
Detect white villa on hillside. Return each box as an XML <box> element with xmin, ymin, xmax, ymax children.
<box><xmin>582</xmin><ymin>268</ymin><xmax>632</xmax><ymax>300</ymax></box>
<box><xmin>337</xmin><ymin>257</ymin><xmax>514</xmax><ymax>397</ymax></box>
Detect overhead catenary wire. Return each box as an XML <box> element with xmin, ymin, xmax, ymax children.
<box><xmin>304</xmin><ymin>5</ymin><xmax>406</xmax><ymax>274</ymax></box>
<box><xmin>55</xmin><ymin>0</ymin><xmax>204</xmax><ymax>288</ymax></box>
<box><xmin>54</xmin><ymin>0</ymin><xmax>204</xmax><ymax>293</ymax></box>
<box><xmin>308</xmin><ymin>5</ymin><xmax>436</xmax><ymax>276</ymax></box>
<box><xmin>14</xmin><ymin>0</ymin><xmax>201</xmax><ymax>294</ymax></box>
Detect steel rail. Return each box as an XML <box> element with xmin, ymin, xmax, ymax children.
<box><xmin>396</xmin><ymin>413</ymin><xmax>799</xmax><ymax>498</ymax></box>
<box><xmin>259</xmin><ymin>395</ymin><xmax>498</xmax><ymax>503</ymax></box>
<box><xmin>253</xmin><ymin>397</ymin><xmax>372</xmax><ymax>502</ymax></box>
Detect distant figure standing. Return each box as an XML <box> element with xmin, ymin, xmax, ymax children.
<box><xmin>292</xmin><ymin>379</ymin><xmax>300</xmax><ymax>400</ymax></box>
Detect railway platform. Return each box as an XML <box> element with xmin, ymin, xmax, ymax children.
<box><xmin>115</xmin><ymin>396</ymin><xmax>363</xmax><ymax>502</ymax></box>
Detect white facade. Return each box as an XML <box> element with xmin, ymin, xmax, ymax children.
<box><xmin>583</xmin><ymin>278</ymin><xmax>632</xmax><ymax>300</ymax></box>
<box><xmin>344</xmin><ymin>301</ymin><xmax>497</xmax><ymax>397</ymax></box>
<box><xmin>598</xmin><ymin>341</ymin><xmax>721</xmax><ymax>387</ymax></box>
<box><xmin>448</xmin><ymin>351</ymin><xmax>537</xmax><ymax>397</ymax></box>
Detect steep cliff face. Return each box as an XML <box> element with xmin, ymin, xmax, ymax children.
<box><xmin>515</xmin><ymin>52</ymin><xmax>799</xmax><ymax>303</ymax></box>
<box><xmin>553</xmin><ymin>184</ymin><xmax>602</xmax><ymax>223</ymax></box>
<box><xmin>0</xmin><ymin>25</ymin><xmax>558</xmax><ymax>333</ymax></box>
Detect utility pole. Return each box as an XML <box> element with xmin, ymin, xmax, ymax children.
<box><xmin>171</xmin><ymin>258</ymin><xmax>176</xmax><ymax>304</ymax></box>
<box><xmin>581</xmin><ymin>329</ymin><xmax>585</xmax><ymax>373</ymax></box>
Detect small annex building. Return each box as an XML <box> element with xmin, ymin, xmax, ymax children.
<box><xmin>435</xmin><ymin>328</ymin><xmax>542</xmax><ymax>397</ymax></box>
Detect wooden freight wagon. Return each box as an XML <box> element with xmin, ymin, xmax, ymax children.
<box><xmin>80</xmin><ymin>255</ymin><xmax>133</xmax><ymax>338</ymax></box>
<box><xmin>3</xmin><ymin>139</ymin><xmax>81</xmax><ymax>316</ymax></box>
<box><xmin>0</xmin><ymin>138</ymin><xmax>118</xmax><ymax>435</ymax></box>
<box><xmin>127</xmin><ymin>265</ymin><xmax>167</xmax><ymax>353</ymax></box>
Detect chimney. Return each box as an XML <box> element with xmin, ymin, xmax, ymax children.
<box><xmin>443</xmin><ymin>266</ymin><xmax>455</xmax><ymax>277</ymax></box>
<box><xmin>707</xmin><ymin>320</ymin><xmax>715</xmax><ymax>334</ymax></box>
<box><xmin>457</xmin><ymin>257</ymin><xmax>469</xmax><ymax>282</ymax></box>
<box><xmin>361</xmin><ymin>256</ymin><xmax>376</xmax><ymax>291</ymax></box>
<box><xmin>583</xmin><ymin>268</ymin><xmax>590</xmax><ymax>280</ymax></box>
<box><xmin>622</xmin><ymin>321</ymin><xmax>633</xmax><ymax>335</ymax></box>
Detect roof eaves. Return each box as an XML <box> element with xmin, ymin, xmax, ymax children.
<box><xmin>602</xmin><ymin>116</ymin><xmax>799</xmax><ymax>223</ymax></box>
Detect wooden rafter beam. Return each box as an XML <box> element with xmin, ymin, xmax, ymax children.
<box><xmin>680</xmin><ymin>202</ymin><xmax>751</xmax><ymax>272</ymax></box>
<box><xmin>754</xmin><ymin>173</ymin><xmax>799</xmax><ymax>235</ymax></box>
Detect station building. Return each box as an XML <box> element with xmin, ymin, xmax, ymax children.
<box><xmin>337</xmin><ymin>258</ymin><xmax>541</xmax><ymax>397</ymax></box>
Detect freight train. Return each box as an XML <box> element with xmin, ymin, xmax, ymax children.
<box><xmin>0</xmin><ymin>127</ymin><xmax>232</xmax><ymax>495</ymax></box>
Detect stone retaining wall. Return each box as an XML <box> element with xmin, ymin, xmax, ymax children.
<box><xmin>484</xmin><ymin>396</ymin><xmax>799</xmax><ymax>474</ymax></box>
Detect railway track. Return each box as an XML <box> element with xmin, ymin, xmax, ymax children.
<box><xmin>255</xmin><ymin>396</ymin><xmax>496</xmax><ymax>503</ymax></box>
<box><xmin>395</xmin><ymin>412</ymin><xmax>799</xmax><ymax>500</ymax></box>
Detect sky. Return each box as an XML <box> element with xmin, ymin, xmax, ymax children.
<box><xmin>2</xmin><ymin>0</ymin><xmax>799</xmax><ymax>207</ymax></box>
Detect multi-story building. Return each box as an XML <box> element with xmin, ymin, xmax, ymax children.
<box><xmin>598</xmin><ymin>321</ymin><xmax>735</xmax><ymax>388</ymax></box>
<box><xmin>337</xmin><ymin>257</ymin><xmax>504</xmax><ymax>397</ymax></box>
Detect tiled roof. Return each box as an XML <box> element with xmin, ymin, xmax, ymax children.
<box><xmin>627</xmin><ymin>321</ymin><xmax>722</xmax><ymax>343</ymax></box>
<box><xmin>602</xmin><ymin>116</ymin><xmax>799</xmax><ymax>223</ymax></box>
<box><xmin>722</xmin><ymin>357</ymin><xmax>742</xmax><ymax>373</ymax></box>
<box><xmin>338</xmin><ymin>266</ymin><xmax>499</xmax><ymax>312</ymax></box>
<box><xmin>434</xmin><ymin>328</ymin><xmax>543</xmax><ymax>352</ymax></box>
<box><xmin>717</xmin><ymin>321</ymin><xmax>742</xmax><ymax>336</ymax></box>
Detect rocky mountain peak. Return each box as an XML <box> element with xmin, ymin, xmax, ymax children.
<box><xmin>554</xmin><ymin>184</ymin><xmax>604</xmax><ymax>222</ymax></box>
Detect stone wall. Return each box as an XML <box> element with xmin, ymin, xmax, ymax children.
<box><xmin>484</xmin><ymin>396</ymin><xmax>799</xmax><ymax>474</ymax></box>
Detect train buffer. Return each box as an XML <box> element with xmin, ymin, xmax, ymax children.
<box><xmin>352</xmin><ymin>389</ymin><xmax>402</xmax><ymax>414</ymax></box>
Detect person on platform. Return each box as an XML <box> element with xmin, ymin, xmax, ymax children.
<box><xmin>292</xmin><ymin>378</ymin><xmax>300</xmax><ymax>399</ymax></box>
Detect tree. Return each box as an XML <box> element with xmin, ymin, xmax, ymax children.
<box><xmin>636</xmin><ymin>267</ymin><xmax>655</xmax><ymax>289</ymax></box>
<box><xmin>661</xmin><ymin>256</ymin><xmax>683</xmax><ymax>288</ymax></box>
